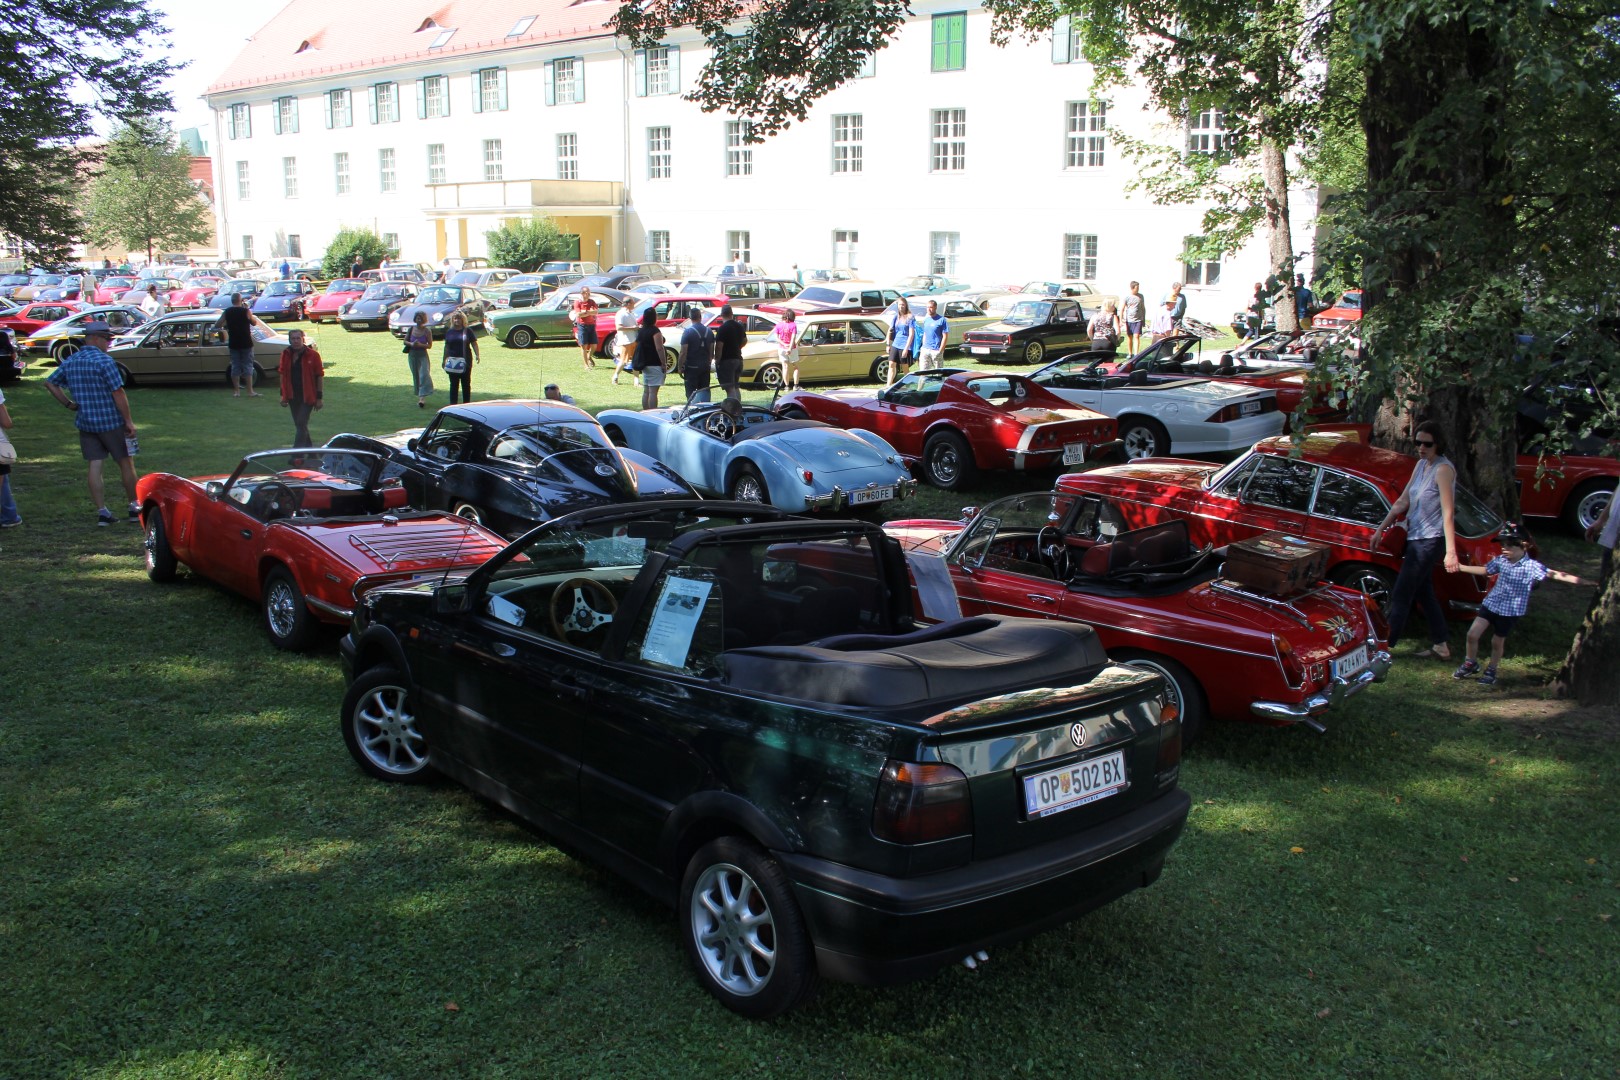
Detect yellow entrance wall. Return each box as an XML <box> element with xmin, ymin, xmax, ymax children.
<box><xmin>556</xmin><ymin>216</ymin><xmax>610</xmax><ymax>266</ymax></box>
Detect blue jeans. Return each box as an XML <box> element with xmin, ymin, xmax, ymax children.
<box><xmin>1387</xmin><ymin>536</ymin><xmax>1449</xmax><ymax>647</ymax></box>
<box><xmin>0</xmin><ymin>473</ymin><xmax>19</xmax><ymax>525</ymax></box>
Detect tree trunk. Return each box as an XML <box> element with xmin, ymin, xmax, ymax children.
<box><xmin>1554</xmin><ymin>569</ymin><xmax>1620</xmax><ymax>705</ymax></box>
<box><xmin>1260</xmin><ymin>137</ymin><xmax>1299</xmax><ymax>334</ymax></box>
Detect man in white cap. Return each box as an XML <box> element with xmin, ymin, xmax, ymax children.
<box><xmin>43</xmin><ymin>322</ymin><xmax>141</xmax><ymax>525</ymax></box>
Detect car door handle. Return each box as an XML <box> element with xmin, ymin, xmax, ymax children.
<box><xmin>491</xmin><ymin>642</ymin><xmax>516</xmax><ymax>657</ymax></box>
<box><xmin>239</xmin><ymin>529</ymin><xmax>251</xmax><ymax>539</ymax></box>
<box><xmin>1025</xmin><ymin>592</ymin><xmax>1059</xmax><ymax>605</ymax></box>
<box><xmin>548</xmin><ymin>676</ymin><xmax>589</xmax><ymax>701</ymax></box>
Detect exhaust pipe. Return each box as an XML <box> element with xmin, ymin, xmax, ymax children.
<box><xmin>960</xmin><ymin>949</ymin><xmax>991</xmax><ymax>970</ymax></box>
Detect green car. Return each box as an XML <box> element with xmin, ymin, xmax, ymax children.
<box><xmin>483</xmin><ymin>302</ymin><xmax>582</xmax><ymax>350</ymax></box>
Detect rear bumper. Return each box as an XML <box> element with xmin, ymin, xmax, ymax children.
<box><xmin>777</xmin><ymin>788</ymin><xmax>1190</xmax><ymax>986</ymax></box>
<box><xmin>1249</xmin><ymin>648</ymin><xmax>1392</xmax><ymax>725</ymax></box>
<box><xmin>803</xmin><ymin>477</ymin><xmax>919</xmax><ymax>512</ymax></box>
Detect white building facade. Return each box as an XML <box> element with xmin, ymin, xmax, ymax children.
<box><xmin>204</xmin><ymin>0</ymin><xmax>1317</xmax><ymax>321</ymax></box>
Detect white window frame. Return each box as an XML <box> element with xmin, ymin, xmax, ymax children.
<box><xmin>832</xmin><ymin>114</ymin><xmax>863</xmax><ymax>174</ymax></box>
<box><xmin>557</xmin><ymin>133</ymin><xmax>579</xmax><ymax>181</ymax></box>
<box><xmin>646</xmin><ymin>46</ymin><xmax>674</xmax><ymax>95</ymax></box>
<box><xmin>930</xmin><ymin>108</ymin><xmax>966</xmax><ymax>173</ymax></box>
<box><xmin>422</xmin><ymin>75</ymin><xmax>449</xmax><ymax>119</ymax></box>
<box><xmin>372</xmin><ymin>82</ymin><xmax>399</xmax><ymax>123</ymax></box>
<box><xmin>930</xmin><ymin>232</ymin><xmax>960</xmax><ymax>275</ymax></box>
<box><xmin>235</xmin><ymin>161</ymin><xmax>250</xmax><ymax>200</ymax></box>
<box><xmin>1063</xmin><ymin>234</ymin><xmax>1099</xmax><ymax>280</ymax></box>
<box><xmin>725</xmin><ymin>121</ymin><xmax>753</xmax><ymax>177</ymax></box>
<box><xmin>334</xmin><ymin>152</ymin><xmax>350</xmax><ymax>195</ymax></box>
<box><xmin>1183</xmin><ymin>237</ymin><xmax>1222</xmax><ymax>286</ymax></box>
<box><xmin>228</xmin><ymin>103</ymin><xmax>251</xmax><ymax>139</ymax></box>
<box><xmin>475</xmin><ymin>68</ymin><xmax>507</xmax><ymax>113</ymax></box>
<box><xmin>726</xmin><ymin>231</ymin><xmax>752</xmax><ymax>264</ymax></box>
<box><xmin>647</xmin><ymin>230</ymin><xmax>670</xmax><ymax>265</ymax></box>
<box><xmin>427</xmin><ymin>144</ymin><xmax>446</xmax><ymax>185</ymax></box>
<box><xmin>1065</xmin><ymin>102</ymin><xmax>1107</xmax><ymax>168</ymax></box>
<box><xmin>483</xmin><ymin>139</ymin><xmax>504</xmax><ymax>181</ymax></box>
<box><xmin>242</xmin><ymin>235</ymin><xmax>254</xmax><ymax>260</ymax></box>
<box><xmin>282</xmin><ymin>156</ymin><xmax>298</xmax><ymax>198</ymax></box>
<box><xmin>1187</xmin><ymin>109</ymin><xmax>1229</xmax><ymax>155</ymax></box>
<box><xmin>327</xmin><ymin>88</ymin><xmax>353</xmax><ymax>129</ymax></box>
<box><xmin>833</xmin><ymin>230</ymin><xmax>859</xmax><ymax>270</ymax></box>
<box><xmin>647</xmin><ymin>126</ymin><xmax>672</xmax><ymax>180</ymax></box>
<box><xmin>548</xmin><ymin>57</ymin><xmax>585</xmax><ymax>105</ymax></box>
<box><xmin>379</xmin><ymin>148</ymin><xmax>397</xmax><ymax>193</ymax></box>
<box><xmin>274</xmin><ymin>96</ymin><xmax>299</xmax><ymax>135</ymax></box>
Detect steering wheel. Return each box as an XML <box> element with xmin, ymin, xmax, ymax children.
<box><xmin>703</xmin><ymin>410</ymin><xmax>736</xmax><ymax>440</ymax></box>
<box><xmin>254</xmin><ymin>480</ymin><xmax>300</xmax><ymax>520</ymax></box>
<box><xmin>549</xmin><ymin>577</ymin><xmax>619</xmax><ymax>644</ymax></box>
<box><xmin>1037</xmin><ymin>525</ymin><xmax>1071</xmax><ymax>579</ymax></box>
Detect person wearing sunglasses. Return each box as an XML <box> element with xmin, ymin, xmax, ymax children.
<box><xmin>1370</xmin><ymin>420</ymin><xmax>1459</xmax><ymax>658</ymax></box>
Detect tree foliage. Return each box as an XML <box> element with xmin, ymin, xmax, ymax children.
<box><xmin>320</xmin><ymin>228</ymin><xmax>394</xmax><ymax>279</ymax></box>
<box><xmin>82</xmin><ymin>120</ymin><xmax>211</xmax><ymax>264</ymax></box>
<box><xmin>0</xmin><ymin>0</ymin><xmax>175</xmax><ymax>262</ymax></box>
<box><xmin>484</xmin><ymin>217</ymin><xmax>573</xmax><ymax>272</ymax></box>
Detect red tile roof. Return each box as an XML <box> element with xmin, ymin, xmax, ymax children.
<box><xmin>205</xmin><ymin>0</ymin><xmax>623</xmax><ymax>95</ymax></box>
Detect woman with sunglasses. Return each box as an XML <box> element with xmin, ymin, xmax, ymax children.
<box><xmin>1370</xmin><ymin>420</ymin><xmax>1459</xmax><ymax>658</ymax></box>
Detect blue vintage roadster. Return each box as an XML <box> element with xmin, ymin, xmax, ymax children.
<box><xmin>598</xmin><ymin>396</ymin><xmax>917</xmax><ymax>513</ymax></box>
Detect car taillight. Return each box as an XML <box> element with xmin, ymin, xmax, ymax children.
<box><xmin>800</xmin><ymin>469</ymin><xmax>813</xmax><ymax>485</ymax></box>
<box><xmin>1155</xmin><ymin>701</ymin><xmax>1182</xmax><ymax>781</ymax></box>
<box><xmin>872</xmin><ymin>761</ymin><xmax>971</xmax><ymax>844</ymax></box>
<box><xmin>1273</xmin><ymin>633</ymin><xmax>1306</xmax><ymax>686</ymax></box>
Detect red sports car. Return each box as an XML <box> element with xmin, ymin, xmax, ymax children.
<box><xmin>1313</xmin><ymin>290</ymin><xmax>1364</xmax><ymax>331</ymax></box>
<box><xmin>776</xmin><ymin>369</ymin><xmax>1120</xmax><ymax>489</ymax></box>
<box><xmin>93</xmin><ymin>276</ymin><xmax>141</xmax><ymax>304</ymax></box>
<box><xmin>1517</xmin><ymin>453</ymin><xmax>1617</xmax><ymax>534</ymax></box>
<box><xmin>1054</xmin><ymin>432</ymin><xmax>1514</xmax><ymax>618</ymax></box>
<box><xmin>884</xmin><ymin>493</ymin><xmax>1390</xmax><ymax>741</ymax></box>
<box><xmin>598</xmin><ymin>292</ymin><xmax>727</xmax><ymax>359</ymax></box>
<box><xmin>0</xmin><ymin>301</ymin><xmax>86</xmax><ymax>336</ymax></box>
<box><xmin>166</xmin><ymin>274</ymin><xmax>227</xmax><ymax>310</ymax></box>
<box><xmin>307</xmin><ymin>278</ymin><xmax>369</xmax><ymax>323</ymax></box>
<box><xmin>137</xmin><ymin>448</ymin><xmax>511</xmax><ymax>650</ymax></box>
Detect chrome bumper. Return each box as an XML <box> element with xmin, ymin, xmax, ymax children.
<box><xmin>305</xmin><ymin>595</ymin><xmax>354</xmax><ymax>621</ymax></box>
<box><xmin>1250</xmin><ymin>649</ymin><xmax>1393</xmax><ymax>729</ymax></box>
<box><xmin>804</xmin><ymin>477</ymin><xmax>918</xmax><ymax>512</ymax></box>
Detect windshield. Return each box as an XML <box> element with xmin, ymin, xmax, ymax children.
<box><xmin>449</xmin><ymin>272</ymin><xmax>481</xmax><ymax>286</ymax></box>
<box><xmin>361</xmin><ymin>284</ymin><xmax>408</xmax><ymax>301</ymax></box>
<box><xmin>327</xmin><ymin>279</ymin><xmax>365</xmax><ymax>293</ymax></box>
<box><xmin>265</xmin><ymin>281</ymin><xmax>302</xmax><ymax>296</ymax></box>
<box><xmin>539</xmin><ymin>262</ymin><xmax>573</xmax><ymax>272</ymax></box>
<box><xmin>1453</xmin><ymin>484</ymin><xmax>1503</xmax><ymax>539</ymax></box>
<box><xmin>1004</xmin><ymin>301</ymin><xmax>1052</xmax><ymax>326</ymax></box>
<box><xmin>1339</xmin><ymin>292</ymin><xmax>1363</xmax><ymax>310</ymax></box>
<box><xmin>225</xmin><ymin>280</ymin><xmax>260</xmax><ymax>294</ymax></box>
<box><xmin>796</xmin><ymin>287</ymin><xmax>845</xmax><ymax>305</ymax></box>
<box><xmin>947</xmin><ymin>492</ymin><xmax>1085</xmax><ymax>567</ymax></box>
<box><xmin>417</xmin><ymin>286</ymin><xmax>458</xmax><ymax>305</ymax></box>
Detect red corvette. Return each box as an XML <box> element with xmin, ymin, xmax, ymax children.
<box><xmin>1054</xmin><ymin>432</ymin><xmax>1514</xmax><ymax>618</ymax></box>
<box><xmin>307</xmin><ymin>278</ymin><xmax>369</xmax><ymax>323</ymax></box>
<box><xmin>776</xmin><ymin>369</ymin><xmax>1120</xmax><ymax>490</ymax></box>
<box><xmin>885</xmin><ymin>494</ymin><xmax>1390</xmax><ymax>741</ymax></box>
<box><xmin>0</xmin><ymin>301</ymin><xmax>86</xmax><ymax>336</ymax></box>
<box><xmin>1517</xmin><ymin>453</ymin><xmax>1617</xmax><ymax>534</ymax></box>
<box><xmin>137</xmin><ymin>449</ymin><xmax>511</xmax><ymax>650</ymax></box>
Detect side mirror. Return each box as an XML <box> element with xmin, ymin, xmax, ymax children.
<box><xmin>406</xmin><ymin>437</ymin><xmax>418</xmax><ymax>451</ymax></box>
<box><xmin>205</xmin><ymin>481</ymin><xmax>225</xmax><ymax>500</ymax></box>
<box><xmin>433</xmin><ymin>583</ymin><xmax>471</xmax><ymax>615</ymax></box>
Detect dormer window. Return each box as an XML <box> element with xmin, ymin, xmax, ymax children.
<box><xmin>296</xmin><ymin>40</ymin><xmax>314</xmax><ymax>54</ymax></box>
<box><xmin>416</xmin><ymin>17</ymin><xmax>436</xmax><ymax>31</ymax></box>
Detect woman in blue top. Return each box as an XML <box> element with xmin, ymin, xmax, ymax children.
<box><xmin>1370</xmin><ymin>420</ymin><xmax>1459</xmax><ymax>657</ymax></box>
<box><xmin>886</xmin><ymin>298</ymin><xmax>917</xmax><ymax>388</ymax></box>
<box><xmin>441</xmin><ymin>312</ymin><xmax>480</xmax><ymax>405</ymax></box>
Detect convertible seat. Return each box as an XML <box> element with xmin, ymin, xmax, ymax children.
<box><xmin>721</xmin><ymin>615</ymin><xmax>1108</xmax><ymax>709</ymax></box>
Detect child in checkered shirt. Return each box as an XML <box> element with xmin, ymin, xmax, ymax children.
<box><xmin>1452</xmin><ymin>528</ymin><xmax>1586</xmax><ymax>687</ymax></box>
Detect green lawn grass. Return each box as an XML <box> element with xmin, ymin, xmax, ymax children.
<box><xmin>1</xmin><ymin>327</ymin><xmax>1615</xmax><ymax>1078</ymax></box>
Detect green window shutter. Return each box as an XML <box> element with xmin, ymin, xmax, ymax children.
<box><xmin>324</xmin><ymin>92</ymin><xmax>333</xmax><ymax>128</ymax></box>
<box><xmin>950</xmin><ymin>14</ymin><xmax>966</xmax><ymax>69</ymax></box>
<box><xmin>416</xmin><ymin>79</ymin><xmax>426</xmax><ymax>119</ymax></box>
<box><xmin>574</xmin><ymin>58</ymin><xmax>585</xmax><ymax>103</ymax></box>
<box><xmin>1052</xmin><ymin>16</ymin><xmax>1071</xmax><ymax>63</ymax></box>
<box><xmin>273</xmin><ymin>102</ymin><xmax>282</xmax><ymax>135</ymax></box>
<box><xmin>368</xmin><ymin>85</ymin><xmax>378</xmax><ymax>124</ymax></box>
<box><xmin>441</xmin><ymin>78</ymin><xmax>450</xmax><ymax>117</ymax></box>
<box><xmin>497</xmin><ymin>68</ymin><xmax>507</xmax><ymax>110</ymax></box>
<box><xmin>669</xmin><ymin>45</ymin><xmax>680</xmax><ymax>92</ymax></box>
<box><xmin>635</xmin><ymin>49</ymin><xmax>647</xmax><ymax>97</ymax></box>
<box><xmin>472</xmin><ymin>72</ymin><xmax>483</xmax><ymax>113</ymax></box>
<box><xmin>544</xmin><ymin>61</ymin><xmax>555</xmax><ymax>106</ymax></box>
<box><xmin>931</xmin><ymin>17</ymin><xmax>947</xmax><ymax>70</ymax></box>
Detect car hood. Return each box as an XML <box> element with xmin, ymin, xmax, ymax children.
<box><xmin>1183</xmin><ymin>583</ymin><xmax>1375</xmax><ymax>664</ymax></box>
<box><xmin>881</xmin><ymin>519</ymin><xmax>965</xmax><ymax>553</ymax></box>
<box><xmin>1007</xmin><ymin>404</ymin><xmax>1109</xmax><ymax>425</ymax></box>
<box><xmin>312</xmin><ymin>292</ymin><xmax>363</xmax><ymax>307</ymax></box>
<box><xmin>351</xmin><ymin>298</ymin><xmax>402</xmax><ymax>314</ymax></box>
<box><xmin>275</xmin><ymin>515</ymin><xmax>506</xmax><ymax>577</ymax></box>
<box><xmin>1081</xmin><ymin>459</ymin><xmax>1220</xmax><ymax>489</ymax></box>
<box><xmin>763</xmin><ymin>429</ymin><xmax>895</xmax><ymax>473</ymax></box>
<box><xmin>254</xmin><ymin>296</ymin><xmax>295</xmax><ymax>308</ymax></box>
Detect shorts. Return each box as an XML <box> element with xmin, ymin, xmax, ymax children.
<box><xmin>641</xmin><ymin>363</ymin><xmax>665</xmax><ymax>387</ymax></box>
<box><xmin>1481</xmin><ymin>608</ymin><xmax>1520</xmax><ymax>637</ymax></box>
<box><xmin>575</xmin><ymin>322</ymin><xmax>598</xmax><ymax>346</ymax></box>
<box><xmin>1126</xmin><ymin>321</ymin><xmax>1143</xmax><ymax>335</ymax></box>
<box><xmin>228</xmin><ymin>347</ymin><xmax>257</xmax><ymax>378</ymax></box>
<box><xmin>80</xmin><ymin>428</ymin><xmax>128</xmax><ymax>462</ymax></box>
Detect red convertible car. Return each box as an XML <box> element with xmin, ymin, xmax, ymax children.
<box><xmin>0</xmin><ymin>301</ymin><xmax>86</xmax><ymax>336</ymax></box>
<box><xmin>1054</xmin><ymin>432</ymin><xmax>1513</xmax><ymax>618</ymax></box>
<box><xmin>307</xmin><ymin>278</ymin><xmax>369</xmax><ymax>323</ymax></box>
<box><xmin>137</xmin><ymin>449</ymin><xmax>511</xmax><ymax>650</ymax></box>
<box><xmin>776</xmin><ymin>369</ymin><xmax>1120</xmax><ymax>489</ymax></box>
<box><xmin>885</xmin><ymin>493</ymin><xmax>1390</xmax><ymax>741</ymax></box>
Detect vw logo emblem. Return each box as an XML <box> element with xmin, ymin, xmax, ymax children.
<box><xmin>1069</xmin><ymin>722</ymin><xmax>1086</xmax><ymax>747</ymax></box>
<box><xmin>594</xmin><ymin>464</ymin><xmax>618</xmax><ymax>477</ymax></box>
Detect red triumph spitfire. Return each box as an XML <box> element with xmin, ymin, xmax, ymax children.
<box><xmin>1053</xmin><ymin>432</ymin><xmax>1514</xmax><ymax>617</ymax></box>
<box><xmin>774</xmin><ymin>368</ymin><xmax>1120</xmax><ymax>489</ymax></box>
<box><xmin>137</xmin><ymin>448</ymin><xmax>511</xmax><ymax>650</ymax></box>
<box><xmin>884</xmin><ymin>491</ymin><xmax>1390</xmax><ymax>741</ymax></box>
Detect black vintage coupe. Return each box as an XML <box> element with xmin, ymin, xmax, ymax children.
<box><xmin>325</xmin><ymin>399</ymin><xmax>697</xmax><ymax>538</ymax></box>
<box><xmin>339</xmin><ymin>501</ymin><xmax>1190</xmax><ymax>1016</ymax></box>
<box><xmin>960</xmin><ymin>297</ymin><xmax>1097</xmax><ymax>365</ymax></box>
<box><xmin>339</xmin><ymin>282</ymin><xmax>419</xmax><ymax>331</ymax></box>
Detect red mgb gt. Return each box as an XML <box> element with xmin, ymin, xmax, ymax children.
<box><xmin>1517</xmin><ymin>452</ymin><xmax>1617</xmax><ymax>534</ymax></box>
<box><xmin>775</xmin><ymin>369</ymin><xmax>1119</xmax><ymax>489</ymax></box>
<box><xmin>885</xmin><ymin>492</ymin><xmax>1390</xmax><ymax>741</ymax></box>
<box><xmin>137</xmin><ymin>449</ymin><xmax>511</xmax><ymax>650</ymax></box>
<box><xmin>1053</xmin><ymin>432</ymin><xmax>1513</xmax><ymax>617</ymax></box>
<box><xmin>307</xmin><ymin>277</ymin><xmax>369</xmax><ymax>323</ymax></box>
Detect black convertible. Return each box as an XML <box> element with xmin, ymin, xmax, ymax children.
<box><xmin>339</xmin><ymin>501</ymin><xmax>1190</xmax><ymax>1016</ymax></box>
<box><xmin>326</xmin><ymin>400</ymin><xmax>697</xmax><ymax>538</ymax></box>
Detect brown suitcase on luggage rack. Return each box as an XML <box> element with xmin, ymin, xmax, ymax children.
<box><xmin>1222</xmin><ymin>532</ymin><xmax>1331</xmax><ymax>598</ymax></box>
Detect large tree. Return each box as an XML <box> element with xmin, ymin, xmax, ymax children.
<box><xmin>0</xmin><ymin>1</ymin><xmax>175</xmax><ymax>262</ymax></box>
<box><xmin>83</xmin><ymin>120</ymin><xmax>212</xmax><ymax>264</ymax></box>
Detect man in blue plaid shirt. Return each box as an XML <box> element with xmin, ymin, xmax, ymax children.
<box><xmin>43</xmin><ymin>322</ymin><xmax>141</xmax><ymax>526</ymax></box>
<box><xmin>1451</xmin><ymin>526</ymin><xmax>1585</xmax><ymax>687</ymax></box>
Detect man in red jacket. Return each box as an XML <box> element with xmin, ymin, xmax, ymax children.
<box><xmin>277</xmin><ymin>329</ymin><xmax>324</xmax><ymax>447</ymax></box>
